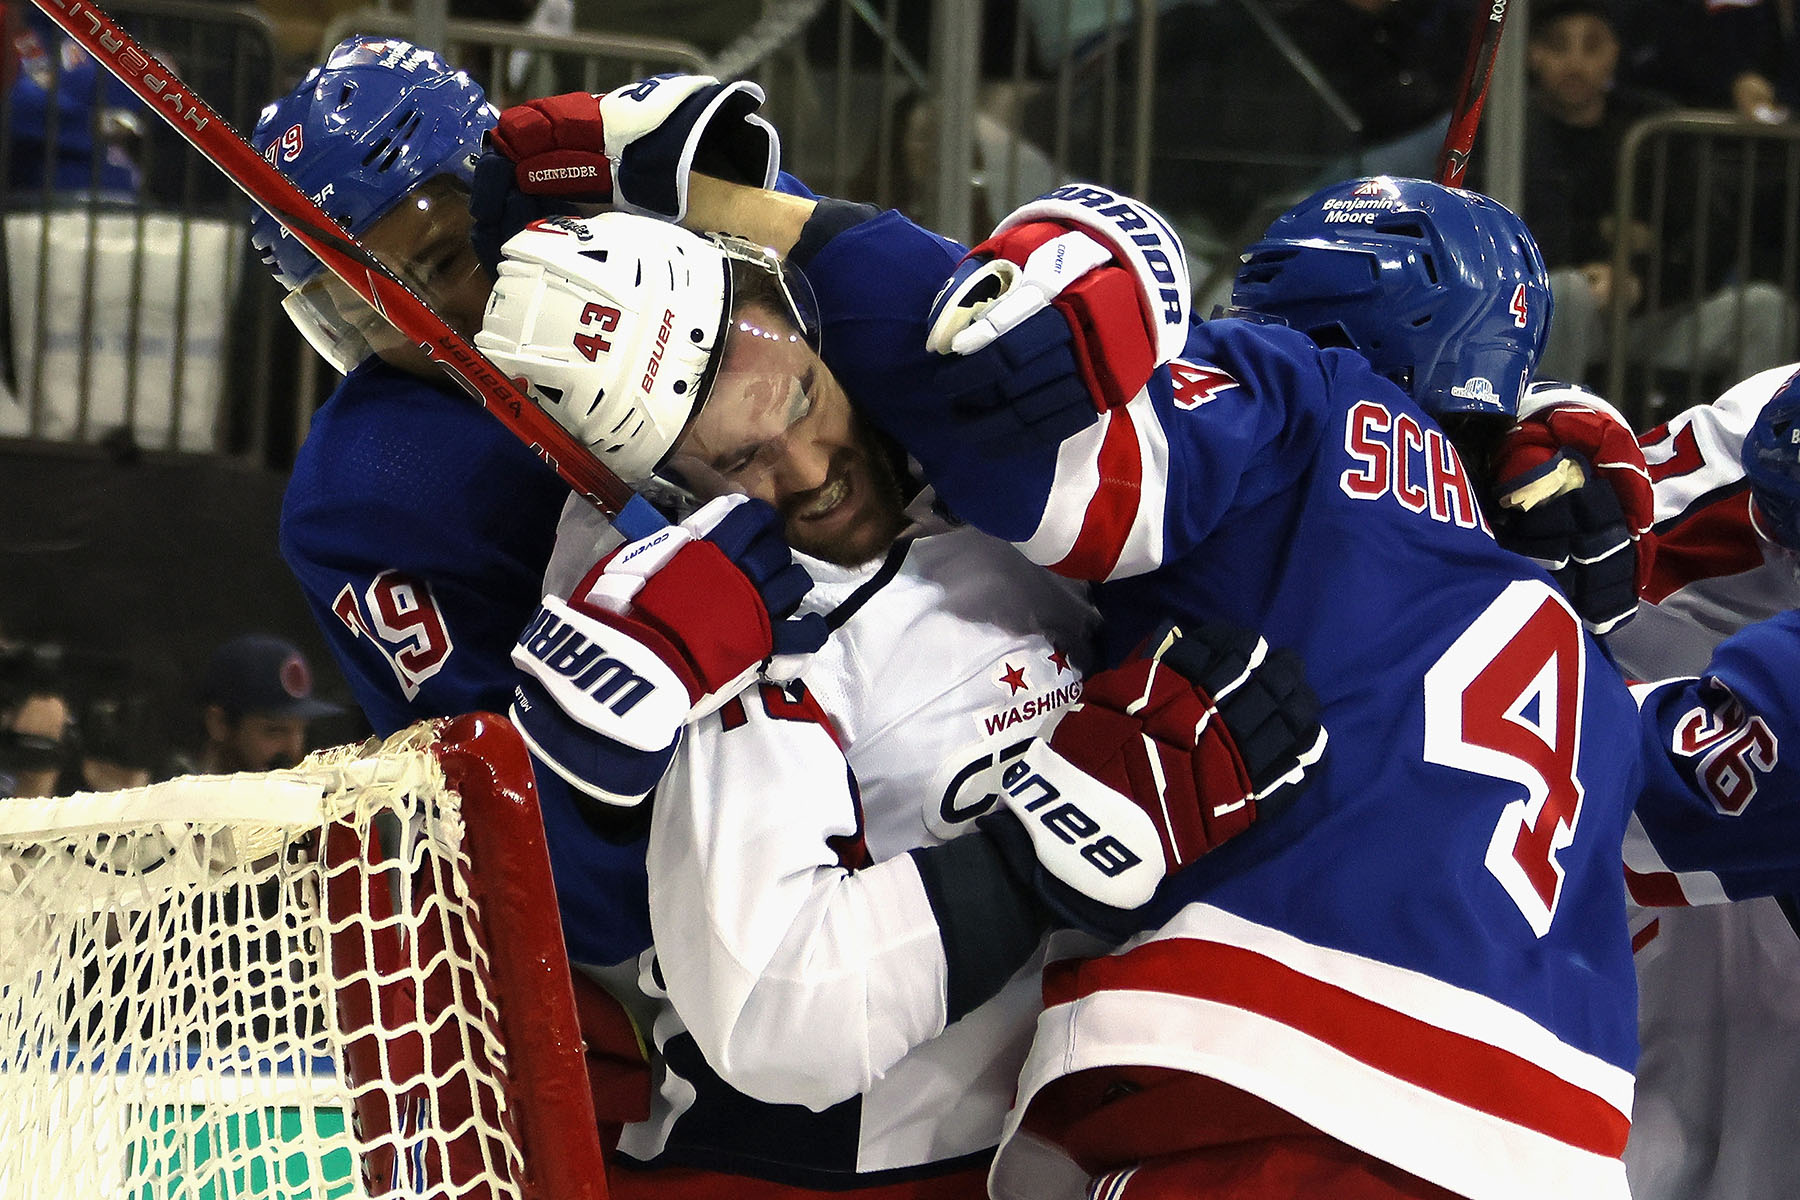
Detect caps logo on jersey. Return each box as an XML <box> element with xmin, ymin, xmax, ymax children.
<box><xmin>926</xmin><ymin>676</ymin><xmax>1085</xmax><ymax>839</ymax></box>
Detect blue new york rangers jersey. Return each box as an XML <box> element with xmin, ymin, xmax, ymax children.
<box><xmin>985</xmin><ymin>321</ymin><xmax>1651</xmax><ymax>1200</ymax></box>
<box><xmin>282</xmin><ymin>359</ymin><xmax>657</xmax><ymax>966</ymax></box>
<box><xmin>281</xmin><ymin>358</ymin><xmax>571</xmax><ymax>736</ymax></box>
<box><xmin>798</xmin><ymin>204</ymin><xmax>1652</xmax><ymax>1196</ymax></box>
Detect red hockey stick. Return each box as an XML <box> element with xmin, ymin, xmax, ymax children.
<box><xmin>29</xmin><ymin>0</ymin><xmax>662</xmax><ymax>534</ymax></box>
<box><xmin>1435</xmin><ymin>0</ymin><xmax>1510</xmax><ymax>188</ymax></box>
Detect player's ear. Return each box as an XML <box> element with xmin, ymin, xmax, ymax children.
<box><xmin>202</xmin><ymin>704</ymin><xmax>233</xmax><ymax>747</ymax></box>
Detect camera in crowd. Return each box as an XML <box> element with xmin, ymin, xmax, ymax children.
<box><xmin>0</xmin><ymin>637</ymin><xmax>160</xmax><ymax>799</ymax></box>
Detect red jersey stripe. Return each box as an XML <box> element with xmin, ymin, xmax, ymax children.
<box><xmin>1042</xmin><ymin>936</ymin><xmax>1630</xmax><ymax>1158</ymax></box>
<box><xmin>1053</xmin><ymin>407</ymin><xmax>1145</xmax><ymax>580</ymax></box>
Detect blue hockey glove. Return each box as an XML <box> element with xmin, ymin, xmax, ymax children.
<box><xmin>1490</xmin><ymin>448</ymin><xmax>1642</xmax><ymax>636</ymax></box>
<box><xmin>470</xmin><ymin>147</ymin><xmax>579</xmax><ymax>276</ymax></box>
<box><xmin>930</xmin><ymin>304</ymin><xmax>1097</xmax><ymax>457</ymax></box>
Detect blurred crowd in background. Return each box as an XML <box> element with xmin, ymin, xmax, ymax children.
<box><xmin>4</xmin><ymin>0</ymin><xmax>1800</xmax><ymax>792</ymax></box>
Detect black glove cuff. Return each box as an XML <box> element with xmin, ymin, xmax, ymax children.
<box><xmin>909</xmin><ymin>821</ymin><xmax>1050</xmax><ymax>1023</ymax></box>
<box><xmin>690</xmin><ymin>87</ymin><xmax>773</xmax><ymax>184</ymax></box>
<box><xmin>788</xmin><ymin>197</ymin><xmax>883</xmax><ymax>271</ymax></box>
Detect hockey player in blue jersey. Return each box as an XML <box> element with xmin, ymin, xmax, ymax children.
<box><xmin>821</xmin><ymin>176</ymin><xmax>1800</xmax><ymax>1200</ymax></box>
<box><xmin>254</xmin><ymin>56</ymin><xmax>1329</xmax><ymax>1195</ymax></box>
<box><xmin>828</xmin><ymin>174</ymin><xmax>1647</xmax><ymax>1200</ymax></box>
<box><xmin>252</xmin><ymin>39</ymin><xmax>786</xmax><ymax>740</ymax></box>
<box><xmin>254</xmin><ymin>37</ymin><xmax>561</xmax><ymax>739</ymax></box>
<box><xmin>459</xmin><ymin>79</ymin><xmax>1800</xmax><ymax>1193</ymax></box>
<box><xmin>248</xmin><ymin>44</ymin><xmax>823</xmax><ymax>1139</ymax></box>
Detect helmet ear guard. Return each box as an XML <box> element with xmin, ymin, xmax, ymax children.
<box><xmin>1232</xmin><ymin>176</ymin><xmax>1552</xmax><ymax>419</ymax></box>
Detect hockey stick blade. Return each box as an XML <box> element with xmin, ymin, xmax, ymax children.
<box><xmin>29</xmin><ymin>0</ymin><xmax>663</xmax><ymax>537</ymax></box>
<box><xmin>1435</xmin><ymin>0</ymin><xmax>1509</xmax><ymax>188</ymax></box>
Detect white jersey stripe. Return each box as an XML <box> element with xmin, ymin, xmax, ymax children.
<box><xmin>993</xmin><ymin>903</ymin><xmax>1634</xmax><ymax>1200</ymax></box>
<box><xmin>1018</xmin><ymin>391</ymin><xmax>1170</xmax><ymax>582</ymax></box>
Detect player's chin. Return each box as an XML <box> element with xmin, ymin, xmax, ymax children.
<box><xmin>785</xmin><ymin>463</ymin><xmax>903</xmax><ymax>567</ymax></box>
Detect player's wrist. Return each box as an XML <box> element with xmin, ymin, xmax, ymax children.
<box><xmin>909</xmin><ymin>821</ymin><xmax>1055</xmax><ymax>1021</ymax></box>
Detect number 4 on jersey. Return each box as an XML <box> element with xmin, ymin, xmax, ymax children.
<box><xmin>333</xmin><ymin>570</ymin><xmax>454</xmax><ymax>699</ymax></box>
<box><xmin>1424</xmin><ymin>580</ymin><xmax>1588</xmax><ymax>937</ymax></box>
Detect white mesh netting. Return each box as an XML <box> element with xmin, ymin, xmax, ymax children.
<box><xmin>0</xmin><ymin>724</ymin><xmax>528</xmax><ymax>1200</ymax></box>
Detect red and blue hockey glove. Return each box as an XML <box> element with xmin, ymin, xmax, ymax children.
<box><xmin>470</xmin><ymin>76</ymin><xmax>779</xmax><ymax>272</ymax></box>
<box><xmin>978</xmin><ymin>620</ymin><xmax>1327</xmax><ymax>941</ymax></box>
<box><xmin>1489</xmin><ymin>386</ymin><xmax>1656</xmax><ymax>635</ymax></box>
<box><xmin>921</xmin><ymin>186</ymin><xmax>1192</xmax><ymax>458</ymax></box>
<box><xmin>510</xmin><ymin>494</ymin><xmax>825</xmax><ymax>807</ymax></box>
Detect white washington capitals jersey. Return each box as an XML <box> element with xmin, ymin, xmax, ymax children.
<box><xmin>612</xmin><ymin>512</ymin><xmax>1099</xmax><ymax>1190</ymax></box>
<box><xmin>1603</xmin><ymin>363</ymin><xmax>1800</xmax><ymax>1200</ymax></box>
<box><xmin>1610</xmin><ymin>362</ymin><xmax>1800</xmax><ymax>680</ymax></box>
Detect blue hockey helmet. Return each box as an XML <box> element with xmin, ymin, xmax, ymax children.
<box><xmin>249</xmin><ymin>36</ymin><xmax>496</xmax><ymax>289</ymax></box>
<box><xmin>1744</xmin><ymin>369</ymin><xmax>1800</xmax><ymax>552</ymax></box>
<box><xmin>1232</xmin><ymin>177</ymin><xmax>1552</xmax><ymax>418</ymax></box>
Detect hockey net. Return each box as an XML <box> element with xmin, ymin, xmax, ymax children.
<box><xmin>0</xmin><ymin>713</ymin><xmax>605</xmax><ymax>1200</ymax></box>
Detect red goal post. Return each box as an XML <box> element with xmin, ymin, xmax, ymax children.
<box><xmin>0</xmin><ymin>713</ymin><xmax>606</xmax><ymax>1200</ymax></box>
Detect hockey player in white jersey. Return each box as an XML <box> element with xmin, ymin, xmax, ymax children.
<box><xmin>476</xmin><ymin>209</ymin><xmax>1328</xmax><ymax>1197</ymax></box>
<box><xmin>1600</xmin><ymin>365</ymin><xmax>1800</xmax><ymax>1200</ymax></box>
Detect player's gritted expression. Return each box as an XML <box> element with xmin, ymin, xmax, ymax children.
<box><xmin>670</xmin><ymin>301</ymin><xmax>909</xmax><ymax>566</ymax></box>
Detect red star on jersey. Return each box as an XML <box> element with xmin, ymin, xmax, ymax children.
<box><xmin>999</xmin><ymin>663</ymin><xmax>1029</xmax><ymax>694</ymax></box>
<box><xmin>1048</xmin><ymin>648</ymin><xmax>1071</xmax><ymax>675</ymax></box>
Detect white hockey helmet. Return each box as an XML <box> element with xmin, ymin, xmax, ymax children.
<box><xmin>478</xmin><ymin>212</ymin><xmax>735</xmax><ymax>485</ymax></box>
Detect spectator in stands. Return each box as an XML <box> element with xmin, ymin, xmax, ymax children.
<box><xmin>0</xmin><ymin>630</ymin><xmax>74</xmax><ymax>799</ymax></box>
<box><xmin>4</xmin><ymin>10</ymin><xmax>143</xmax><ymax>198</ymax></box>
<box><xmin>183</xmin><ymin>633</ymin><xmax>341</xmax><ymax>775</ymax></box>
<box><xmin>1276</xmin><ymin>0</ymin><xmax>1473</xmax><ymax>183</ymax></box>
<box><xmin>1697</xmin><ymin>0</ymin><xmax>1800</xmax><ymax>123</ymax></box>
<box><xmin>73</xmin><ymin>690</ymin><xmax>160</xmax><ymax>791</ymax></box>
<box><xmin>0</xmin><ymin>688</ymin><xmax>72</xmax><ymax>798</ymax></box>
<box><xmin>1517</xmin><ymin>0</ymin><xmax>1793</xmax><ymax>389</ymax></box>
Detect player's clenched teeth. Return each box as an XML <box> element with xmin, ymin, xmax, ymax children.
<box><xmin>791</xmin><ymin>472</ymin><xmax>850</xmax><ymax>522</ymax></box>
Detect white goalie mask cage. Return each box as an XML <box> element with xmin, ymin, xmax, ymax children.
<box><xmin>476</xmin><ymin>212</ymin><xmax>820</xmax><ymax>487</ymax></box>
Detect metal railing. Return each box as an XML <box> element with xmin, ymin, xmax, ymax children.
<box><xmin>1606</xmin><ymin>110</ymin><xmax>1800</xmax><ymax>424</ymax></box>
<box><xmin>316</xmin><ymin>9</ymin><xmax>708</xmax><ymax>104</ymax></box>
<box><xmin>11</xmin><ymin>0</ymin><xmax>1795</xmax><ymax>466</ymax></box>
<box><xmin>0</xmin><ymin>0</ymin><xmax>285</xmax><ymax>462</ymax></box>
